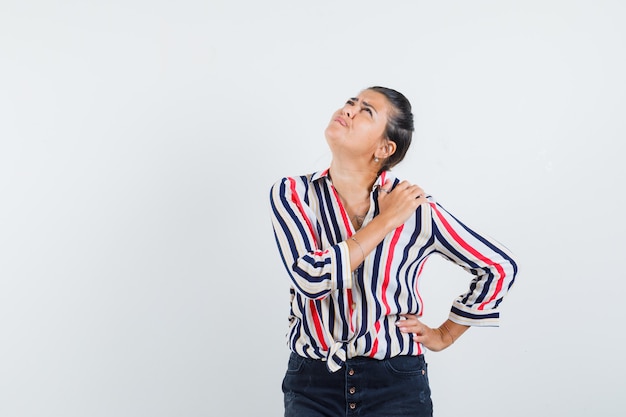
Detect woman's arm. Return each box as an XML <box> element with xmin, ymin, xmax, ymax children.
<box><xmin>270</xmin><ymin>177</ymin><xmax>428</xmax><ymax>298</ymax></box>
<box><xmin>397</xmin><ymin>199</ymin><xmax>518</xmax><ymax>349</ymax></box>
<box><xmin>270</xmin><ymin>177</ymin><xmax>352</xmax><ymax>300</ymax></box>
<box><xmin>429</xmin><ymin>200</ymin><xmax>519</xmax><ymax>326</ymax></box>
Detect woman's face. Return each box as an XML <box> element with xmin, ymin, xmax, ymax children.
<box><xmin>325</xmin><ymin>89</ymin><xmax>393</xmax><ymax>160</ymax></box>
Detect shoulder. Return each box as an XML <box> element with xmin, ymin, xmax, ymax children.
<box><xmin>382</xmin><ymin>171</ymin><xmax>437</xmax><ymax>202</ymax></box>
<box><xmin>269</xmin><ymin>172</ymin><xmax>319</xmax><ymax>197</ymax></box>
<box><xmin>270</xmin><ymin>173</ymin><xmax>315</xmax><ymax>188</ymax></box>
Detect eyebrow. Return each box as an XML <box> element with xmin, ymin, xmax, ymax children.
<box><xmin>350</xmin><ymin>97</ymin><xmax>378</xmax><ymax>114</ymax></box>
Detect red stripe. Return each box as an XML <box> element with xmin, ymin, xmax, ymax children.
<box><xmin>430</xmin><ymin>203</ymin><xmax>506</xmax><ymax>310</ymax></box>
<box><xmin>330</xmin><ymin>185</ymin><xmax>352</xmax><ymax>234</ymax></box>
<box><xmin>288</xmin><ymin>178</ymin><xmax>318</xmax><ymax>247</ymax></box>
<box><xmin>381</xmin><ymin>225</ymin><xmax>404</xmax><ymax>315</ymax></box>
<box><xmin>309</xmin><ymin>300</ymin><xmax>329</xmax><ymax>351</ymax></box>
<box><xmin>369</xmin><ymin>225</ymin><xmax>403</xmax><ymax>358</ymax></box>
<box><xmin>369</xmin><ymin>321</ymin><xmax>381</xmax><ymax>357</ymax></box>
<box><xmin>347</xmin><ymin>289</ymin><xmax>354</xmax><ymax>332</ymax></box>
<box><xmin>330</xmin><ymin>184</ymin><xmax>357</xmax><ymax>332</ymax></box>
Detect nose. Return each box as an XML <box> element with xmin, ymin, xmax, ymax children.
<box><xmin>341</xmin><ymin>103</ymin><xmax>355</xmax><ymax>118</ymax></box>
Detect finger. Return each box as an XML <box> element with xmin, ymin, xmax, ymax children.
<box><xmin>399</xmin><ymin>314</ymin><xmax>420</xmax><ymax>324</ymax></box>
<box><xmin>412</xmin><ymin>327</ymin><xmax>431</xmax><ymax>341</ymax></box>
<box><xmin>395</xmin><ymin>180</ymin><xmax>410</xmax><ymax>191</ymax></box>
<box><xmin>396</xmin><ymin>315</ymin><xmax>423</xmax><ymax>333</ymax></box>
<box><xmin>402</xmin><ymin>184</ymin><xmax>419</xmax><ymax>196</ymax></box>
<box><xmin>378</xmin><ymin>179</ymin><xmax>393</xmax><ymax>195</ymax></box>
<box><xmin>411</xmin><ymin>186</ymin><xmax>425</xmax><ymax>200</ymax></box>
<box><xmin>396</xmin><ymin>320</ymin><xmax>411</xmax><ymax>333</ymax></box>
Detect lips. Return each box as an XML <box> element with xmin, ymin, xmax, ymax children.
<box><xmin>334</xmin><ymin>117</ymin><xmax>348</xmax><ymax>127</ymax></box>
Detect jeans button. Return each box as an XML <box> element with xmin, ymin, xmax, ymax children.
<box><xmin>349</xmin><ymin>403</ymin><xmax>356</xmax><ymax>410</ymax></box>
<box><xmin>348</xmin><ymin>368</ymin><xmax>355</xmax><ymax>376</ymax></box>
<box><xmin>349</xmin><ymin>387</ymin><xmax>356</xmax><ymax>394</ymax></box>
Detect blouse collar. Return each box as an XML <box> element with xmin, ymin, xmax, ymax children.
<box><xmin>311</xmin><ymin>168</ymin><xmax>395</xmax><ymax>192</ymax></box>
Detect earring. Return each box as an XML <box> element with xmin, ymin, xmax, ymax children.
<box><xmin>374</xmin><ymin>157</ymin><xmax>379</xmax><ymax>163</ymax></box>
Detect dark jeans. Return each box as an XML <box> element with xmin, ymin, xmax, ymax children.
<box><xmin>283</xmin><ymin>352</ymin><xmax>433</xmax><ymax>417</ymax></box>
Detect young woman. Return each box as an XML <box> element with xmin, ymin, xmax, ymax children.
<box><xmin>269</xmin><ymin>86</ymin><xmax>518</xmax><ymax>417</ymax></box>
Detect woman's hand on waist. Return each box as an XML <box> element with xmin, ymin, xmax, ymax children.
<box><xmin>396</xmin><ymin>315</ymin><xmax>468</xmax><ymax>352</ymax></box>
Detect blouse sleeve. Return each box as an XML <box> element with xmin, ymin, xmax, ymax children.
<box><xmin>428</xmin><ymin>199</ymin><xmax>519</xmax><ymax>326</ymax></box>
<box><xmin>269</xmin><ymin>177</ymin><xmax>352</xmax><ymax>300</ymax></box>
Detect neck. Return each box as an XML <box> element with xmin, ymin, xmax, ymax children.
<box><xmin>328</xmin><ymin>161</ymin><xmax>380</xmax><ymax>201</ymax></box>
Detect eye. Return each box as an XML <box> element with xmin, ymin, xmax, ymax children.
<box><xmin>362</xmin><ymin>107</ymin><xmax>373</xmax><ymax>116</ymax></box>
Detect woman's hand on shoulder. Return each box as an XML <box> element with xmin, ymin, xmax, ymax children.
<box><xmin>377</xmin><ymin>180</ymin><xmax>427</xmax><ymax>230</ymax></box>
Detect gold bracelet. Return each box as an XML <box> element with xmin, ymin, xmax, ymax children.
<box><xmin>436</xmin><ymin>327</ymin><xmax>446</xmax><ymax>342</ymax></box>
<box><xmin>350</xmin><ymin>236</ymin><xmax>365</xmax><ymax>263</ymax></box>
<box><xmin>441</xmin><ymin>323</ymin><xmax>455</xmax><ymax>344</ymax></box>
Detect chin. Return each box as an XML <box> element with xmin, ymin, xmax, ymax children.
<box><xmin>324</xmin><ymin>125</ymin><xmax>337</xmax><ymax>141</ymax></box>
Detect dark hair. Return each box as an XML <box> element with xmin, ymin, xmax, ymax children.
<box><xmin>367</xmin><ymin>86</ymin><xmax>414</xmax><ymax>173</ymax></box>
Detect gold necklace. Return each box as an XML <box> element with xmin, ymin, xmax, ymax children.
<box><xmin>333</xmin><ymin>186</ymin><xmax>370</xmax><ymax>229</ymax></box>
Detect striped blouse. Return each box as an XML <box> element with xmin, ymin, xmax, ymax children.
<box><xmin>269</xmin><ymin>169</ymin><xmax>518</xmax><ymax>372</ymax></box>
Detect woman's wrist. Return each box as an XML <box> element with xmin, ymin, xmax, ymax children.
<box><xmin>369</xmin><ymin>212</ymin><xmax>399</xmax><ymax>235</ymax></box>
<box><xmin>439</xmin><ymin>320</ymin><xmax>469</xmax><ymax>346</ymax></box>
<box><xmin>438</xmin><ymin>323</ymin><xmax>455</xmax><ymax>344</ymax></box>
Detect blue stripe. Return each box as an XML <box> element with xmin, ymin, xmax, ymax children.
<box><xmin>451</xmin><ymin>305</ymin><xmax>499</xmax><ymax>320</ymax></box>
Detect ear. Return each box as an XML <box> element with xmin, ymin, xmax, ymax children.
<box><xmin>375</xmin><ymin>140</ymin><xmax>397</xmax><ymax>160</ymax></box>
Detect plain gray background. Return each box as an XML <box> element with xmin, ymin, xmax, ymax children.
<box><xmin>1</xmin><ymin>1</ymin><xmax>625</xmax><ymax>416</ymax></box>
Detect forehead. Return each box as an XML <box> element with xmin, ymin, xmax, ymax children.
<box><xmin>354</xmin><ymin>90</ymin><xmax>392</xmax><ymax>113</ymax></box>
<box><xmin>356</xmin><ymin>89</ymin><xmax>387</xmax><ymax>103</ymax></box>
